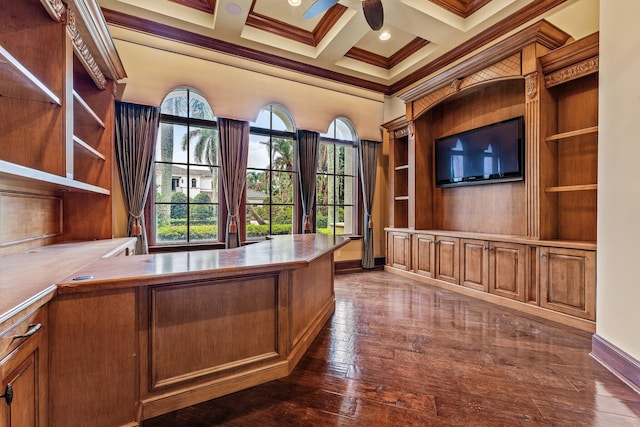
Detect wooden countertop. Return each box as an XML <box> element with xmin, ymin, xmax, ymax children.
<box><xmin>56</xmin><ymin>234</ymin><xmax>351</xmax><ymax>294</ymax></box>
<box><xmin>0</xmin><ymin>238</ymin><xmax>136</xmax><ymax>331</ymax></box>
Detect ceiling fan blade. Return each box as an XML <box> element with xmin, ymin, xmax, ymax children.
<box><xmin>303</xmin><ymin>0</ymin><xmax>339</xmax><ymax>19</ymax></box>
<box><xmin>362</xmin><ymin>0</ymin><xmax>384</xmax><ymax>31</ymax></box>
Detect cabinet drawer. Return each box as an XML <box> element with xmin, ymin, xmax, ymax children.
<box><xmin>0</xmin><ymin>309</ymin><xmax>46</xmax><ymax>362</ymax></box>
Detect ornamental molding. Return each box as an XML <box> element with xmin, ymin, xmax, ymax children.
<box><xmin>525</xmin><ymin>73</ymin><xmax>539</xmax><ymax>99</ymax></box>
<box><xmin>544</xmin><ymin>56</ymin><xmax>599</xmax><ymax>88</ymax></box>
<box><xmin>40</xmin><ymin>0</ymin><xmax>66</xmax><ymax>22</ymax></box>
<box><xmin>66</xmin><ymin>10</ymin><xmax>107</xmax><ymax>90</ymax></box>
<box><xmin>394</xmin><ymin>126</ymin><xmax>409</xmax><ymax>139</ymax></box>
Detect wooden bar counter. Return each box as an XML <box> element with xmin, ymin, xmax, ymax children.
<box><xmin>43</xmin><ymin>234</ymin><xmax>349</xmax><ymax>427</ymax></box>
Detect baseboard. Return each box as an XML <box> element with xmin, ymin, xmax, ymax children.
<box><xmin>591</xmin><ymin>334</ymin><xmax>640</xmax><ymax>394</ymax></box>
<box><xmin>334</xmin><ymin>257</ymin><xmax>385</xmax><ymax>274</ymax></box>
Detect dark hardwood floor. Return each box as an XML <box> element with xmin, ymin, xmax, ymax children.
<box><xmin>143</xmin><ymin>271</ymin><xmax>640</xmax><ymax>426</ymax></box>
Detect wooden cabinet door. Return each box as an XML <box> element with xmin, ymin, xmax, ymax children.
<box><xmin>435</xmin><ymin>236</ymin><xmax>459</xmax><ymax>284</ymax></box>
<box><xmin>489</xmin><ymin>242</ymin><xmax>526</xmax><ymax>301</ymax></box>
<box><xmin>413</xmin><ymin>234</ymin><xmax>435</xmax><ymax>278</ymax></box>
<box><xmin>460</xmin><ymin>239</ymin><xmax>489</xmax><ymax>291</ymax></box>
<box><xmin>0</xmin><ymin>309</ymin><xmax>47</xmax><ymax>427</ymax></box>
<box><xmin>387</xmin><ymin>232</ymin><xmax>411</xmax><ymax>270</ymax></box>
<box><xmin>540</xmin><ymin>247</ymin><xmax>596</xmax><ymax>320</ymax></box>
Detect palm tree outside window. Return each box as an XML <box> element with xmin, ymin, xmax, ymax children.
<box><xmin>317</xmin><ymin>118</ymin><xmax>358</xmax><ymax>236</ymax></box>
<box><xmin>246</xmin><ymin>105</ymin><xmax>297</xmax><ymax>239</ymax></box>
<box><xmin>152</xmin><ymin>88</ymin><xmax>219</xmax><ymax>245</ymax></box>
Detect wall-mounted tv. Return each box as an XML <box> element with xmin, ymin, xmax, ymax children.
<box><xmin>435</xmin><ymin>116</ymin><xmax>524</xmax><ymax>188</ymax></box>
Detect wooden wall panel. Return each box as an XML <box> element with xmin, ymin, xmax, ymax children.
<box><xmin>49</xmin><ymin>289</ymin><xmax>138</xmax><ymax>427</ymax></box>
<box><xmin>290</xmin><ymin>253</ymin><xmax>333</xmax><ymax>349</ymax></box>
<box><xmin>0</xmin><ymin>191</ymin><xmax>62</xmax><ymax>253</ymax></box>
<box><xmin>149</xmin><ymin>275</ymin><xmax>279</xmax><ymax>389</ymax></box>
<box><xmin>430</xmin><ymin>80</ymin><xmax>527</xmax><ymax>235</ymax></box>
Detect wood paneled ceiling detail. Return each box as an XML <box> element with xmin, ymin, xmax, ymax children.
<box><xmin>345</xmin><ymin>38</ymin><xmax>430</xmax><ymax>70</ymax></box>
<box><xmin>99</xmin><ymin>0</ymin><xmax>588</xmax><ymax>95</ymax></box>
<box><xmin>170</xmin><ymin>0</ymin><xmax>215</xmax><ymax>14</ymax></box>
<box><xmin>245</xmin><ymin>2</ymin><xmax>347</xmax><ymax>47</ymax></box>
<box><xmin>429</xmin><ymin>0</ymin><xmax>492</xmax><ymax>18</ymax></box>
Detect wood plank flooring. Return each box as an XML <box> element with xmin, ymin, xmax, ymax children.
<box><xmin>143</xmin><ymin>271</ymin><xmax>640</xmax><ymax>426</ymax></box>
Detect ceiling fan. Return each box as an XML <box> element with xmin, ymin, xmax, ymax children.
<box><xmin>303</xmin><ymin>0</ymin><xmax>384</xmax><ymax>31</ymax></box>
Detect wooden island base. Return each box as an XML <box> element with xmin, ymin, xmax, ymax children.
<box><xmin>46</xmin><ymin>235</ymin><xmax>349</xmax><ymax>427</ymax></box>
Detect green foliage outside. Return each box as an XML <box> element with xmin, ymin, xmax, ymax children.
<box><xmin>170</xmin><ymin>192</ymin><xmax>188</xmax><ymax>218</ymax></box>
<box><xmin>157</xmin><ymin>224</ymin><xmax>218</xmax><ymax>241</ymax></box>
<box><xmin>246</xmin><ymin>223</ymin><xmax>292</xmax><ymax>237</ymax></box>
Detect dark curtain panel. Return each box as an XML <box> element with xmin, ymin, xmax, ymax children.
<box><xmin>218</xmin><ymin>117</ymin><xmax>249</xmax><ymax>248</ymax></box>
<box><xmin>114</xmin><ymin>101</ymin><xmax>161</xmax><ymax>255</ymax></box>
<box><xmin>296</xmin><ymin>129</ymin><xmax>320</xmax><ymax>233</ymax></box>
<box><xmin>359</xmin><ymin>139</ymin><xmax>380</xmax><ymax>269</ymax></box>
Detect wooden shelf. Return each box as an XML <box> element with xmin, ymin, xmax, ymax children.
<box><xmin>395</xmin><ymin>196</ymin><xmax>410</xmax><ymax>201</ymax></box>
<box><xmin>545</xmin><ymin>184</ymin><xmax>597</xmax><ymax>193</ymax></box>
<box><xmin>395</xmin><ymin>165</ymin><xmax>409</xmax><ymax>171</ymax></box>
<box><xmin>0</xmin><ymin>44</ymin><xmax>60</xmax><ymax>104</ymax></box>
<box><xmin>545</xmin><ymin>126</ymin><xmax>598</xmax><ymax>141</ymax></box>
<box><xmin>73</xmin><ymin>90</ymin><xmax>105</xmax><ymax>128</ymax></box>
<box><xmin>0</xmin><ymin>160</ymin><xmax>110</xmax><ymax>195</ymax></box>
<box><xmin>73</xmin><ymin>135</ymin><xmax>106</xmax><ymax>161</ymax></box>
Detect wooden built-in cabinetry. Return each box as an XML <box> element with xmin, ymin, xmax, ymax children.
<box><xmin>0</xmin><ymin>308</ymin><xmax>47</xmax><ymax>427</ymax></box>
<box><xmin>383</xmin><ymin>22</ymin><xmax>599</xmax><ymax>331</ymax></box>
<box><xmin>0</xmin><ymin>0</ymin><xmax>125</xmax><ymax>253</ymax></box>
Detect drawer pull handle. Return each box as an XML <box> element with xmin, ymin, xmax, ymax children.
<box><xmin>0</xmin><ymin>384</ymin><xmax>13</xmax><ymax>405</ymax></box>
<box><xmin>13</xmin><ymin>323</ymin><xmax>42</xmax><ymax>340</ymax></box>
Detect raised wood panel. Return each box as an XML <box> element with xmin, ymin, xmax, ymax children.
<box><xmin>387</xmin><ymin>232</ymin><xmax>411</xmax><ymax>270</ymax></box>
<box><xmin>413</xmin><ymin>234</ymin><xmax>435</xmax><ymax>278</ymax></box>
<box><xmin>460</xmin><ymin>239</ymin><xmax>488</xmax><ymax>291</ymax></box>
<box><xmin>149</xmin><ymin>275</ymin><xmax>279</xmax><ymax>389</ymax></box>
<box><xmin>435</xmin><ymin>236</ymin><xmax>459</xmax><ymax>284</ymax></box>
<box><xmin>290</xmin><ymin>253</ymin><xmax>333</xmax><ymax>350</ymax></box>
<box><xmin>0</xmin><ymin>307</ymin><xmax>47</xmax><ymax>427</ymax></box>
<box><xmin>489</xmin><ymin>241</ymin><xmax>526</xmax><ymax>301</ymax></box>
<box><xmin>430</xmin><ymin>80</ymin><xmax>527</xmax><ymax>236</ymax></box>
<box><xmin>540</xmin><ymin>247</ymin><xmax>595</xmax><ymax>320</ymax></box>
<box><xmin>49</xmin><ymin>289</ymin><xmax>137</xmax><ymax>427</ymax></box>
<box><xmin>0</xmin><ymin>191</ymin><xmax>62</xmax><ymax>249</ymax></box>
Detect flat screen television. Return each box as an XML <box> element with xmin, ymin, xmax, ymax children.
<box><xmin>434</xmin><ymin>116</ymin><xmax>524</xmax><ymax>188</ymax></box>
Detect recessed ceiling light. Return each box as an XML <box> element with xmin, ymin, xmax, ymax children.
<box><xmin>225</xmin><ymin>3</ymin><xmax>243</xmax><ymax>15</ymax></box>
<box><xmin>379</xmin><ymin>31</ymin><xmax>391</xmax><ymax>41</ymax></box>
<box><xmin>288</xmin><ymin>0</ymin><xmax>302</xmax><ymax>6</ymax></box>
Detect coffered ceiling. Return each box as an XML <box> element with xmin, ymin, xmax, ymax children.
<box><xmin>98</xmin><ymin>0</ymin><xmax>598</xmax><ymax>95</ymax></box>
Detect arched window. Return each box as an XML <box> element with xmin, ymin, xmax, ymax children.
<box><xmin>317</xmin><ymin>118</ymin><xmax>358</xmax><ymax>236</ymax></box>
<box><xmin>153</xmin><ymin>88</ymin><xmax>218</xmax><ymax>245</ymax></box>
<box><xmin>246</xmin><ymin>104</ymin><xmax>297</xmax><ymax>239</ymax></box>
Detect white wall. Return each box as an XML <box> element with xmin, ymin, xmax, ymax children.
<box><xmin>597</xmin><ymin>2</ymin><xmax>640</xmax><ymax>359</ymax></box>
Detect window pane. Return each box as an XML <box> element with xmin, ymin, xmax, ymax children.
<box><xmin>316</xmin><ymin>205</ymin><xmax>329</xmax><ymax>234</ymax></box>
<box><xmin>335</xmin><ymin>119</ymin><xmax>355</xmax><ymax>141</ymax></box>
<box><xmin>317</xmin><ymin>144</ymin><xmax>329</xmax><ymax>173</ymax></box>
<box><xmin>316</xmin><ymin>174</ymin><xmax>328</xmax><ymax>206</ymax></box>
<box><xmin>248</xmin><ymin>135</ymin><xmax>270</xmax><ymax>169</ymax></box>
<box><xmin>253</xmin><ymin>108</ymin><xmax>271</xmax><ymax>128</ymax></box>
<box><xmin>271</xmin><ymin>172</ymin><xmax>293</xmax><ymax>204</ymax></box>
<box><xmin>271</xmin><ymin>106</ymin><xmax>294</xmax><ymax>132</ymax></box>
<box><xmin>188</xmin><ymin>127</ymin><xmax>218</xmax><ymax>166</ymax></box>
<box><xmin>246</xmin><ymin>170</ymin><xmax>269</xmax><ymax>203</ymax></box>
<box><xmin>271</xmin><ymin>205</ymin><xmax>293</xmax><ymax>235</ymax></box>
<box><xmin>336</xmin><ymin>145</ymin><xmax>346</xmax><ymax>175</ymax></box>
<box><xmin>189</xmin><ymin>204</ymin><xmax>218</xmax><ymax>241</ymax></box>
<box><xmin>272</xmin><ymin>138</ymin><xmax>294</xmax><ymax>171</ymax></box>
<box><xmin>336</xmin><ymin>175</ymin><xmax>346</xmax><ymax>205</ymax></box>
<box><xmin>340</xmin><ymin>205</ymin><xmax>354</xmax><ymax>235</ymax></box>
<box><xmin>157</xmin><ymin>123</ymin><xmax>188</xmax><ymax>163</ymax></box>
<box><xmin>322</xmin><ymin>121</ymin><xmax>335</xmax><ymax>139</ymax></box>
<box><xmin>189</xmin><ymin>92</ymin><xmax>215</xmax><ymax>120</ymax></box>
<box><xmin>161</xmin><ymin>89</ymin><xmax>188</xmax><ymax>116</ymax></box>
<box><xmin>155</xmin><ymin>203</ymin><xmax>188</xmax><ymax>243</ymax></box>
<box><xmin>246</xmin><ymin>204</ymin><xmax>268</xmax><ymax>239</ymax></box>
<box><xmin>326</xmin><ymin>175</ymin><xmax>336</xmax><ymax>204</ymax></box>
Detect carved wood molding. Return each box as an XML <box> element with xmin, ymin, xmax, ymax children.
<box><xmin>525</xmin><ymin>72</ymin><xmax>539</xmax><ymax>99</ymax></box>
<box><xmin>544</xmin><ymin>56</ymin><xmax>599</xmax><ymax>88</ymax></box>
<box><xmin>40</xmin><ymin>0</ymin><xmax>66</xmax><ymax>22</ymax></box>
<box><xmin>67</xmin><ymin>10</ymin><xmax>108</xmax><ymax>90</ymax></box>
<box><xmin>412</xmin><ymin>53</ymin><xmax>522</xmax><ymax>120</ymax></box>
